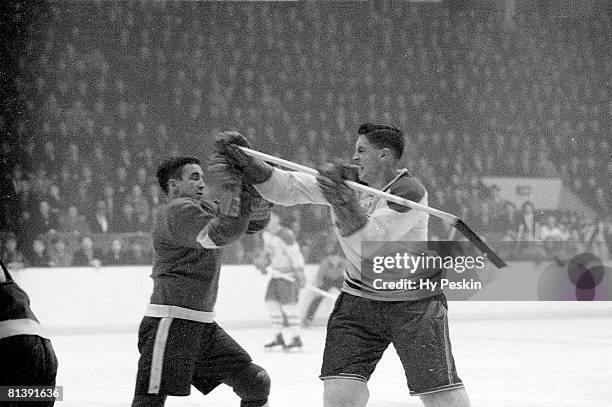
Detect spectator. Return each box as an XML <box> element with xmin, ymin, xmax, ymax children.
<box><xmin>495</xmin><ymin>202</ymin><xmax>520</xmax><ymax>236</ymax></box>
<box><xmin>75</xmin><ymin>182</ymin><xmax>94</xmax><ymax>219</ymax></box>
<box><xmin>103</xmin><ymin>238</ymin><xmax>131</xmax><ymax>265</ymax></box>
<box><xmin>102</xmin><ymin>183</ymin><xmax>119</xmax><ymax>230</ymax></box>
<box><xmin>28</xmin><ymin>238</ymin><xmax>51</xmax><ymax>267</ymax></box>
<box><xmin>48</xmin><ymin>238</ymin><xmax>72</xmax><ymax>267</ymax></box>
<box><xmin>471</xmin><ymin>201</ymin><xmax>492</xmax><ymax>235</ymax></box>
<box><xmin>60</xmin><ymin>205</ymin><xmax>91</xmax><ymax>236</ymax></box>
<box><xmin>539</xmin><ymin>215</ymin><xmax>568</xmax><ymax>241</ymax></box>
<box><xmin>129</xmin><ymin>241</ymin><xmax>148</xmax><ymax>265</ymax></box>
<box><xmin>91</xmin><ymin>200</ymin><xmax>111</xmax><ymax>234</ymax></box>
<box><xmin>148</xmin><ymin>184</ymin><xmax>161</xmax><ymax>226</ymax></box>
<box><xmin>604</xmin><ymin>216</ymin><xmax>612</xmax><ymax>257</ymax></box>
<box><xmin>587</xmin><ymin>219</ymin><xmax>609</xmax><ymax>260</ymax></box>
<box><xmin>114</xmin><ymin>166</ymin><xmax>129</xmax><ymax>203</ymax></box>
<box><xmin>14</xmin><ymin>176</ymin><xmax>36</xmax><ymax>221</ymax></box>
<box><xmin>46</xmin><ymin>184</ymin><xmax>66</xmax><ymax>214</ymax></box>
<box><xmin>118</xmin><ymin>202</ymin><xmax>138</xmax><ymax>233</ymax></box>
<box><xmin>517</xmin><ymin>201</ymin><xmax>537</xmax><ymax>241</ymax></box>
<box><xmin>1</xmin><ymin>236</ymin><xmax>26</xmax><ymax>270</ymax></box>
<box><xmin>41</xmin><ymin>139</ymin><xmax>61</xmax><ymax>175</ymax></box>
<box><xmin>73</xmin><ymin>236</ymin><xmax>103</xmax><ymax>268</ymax></box>
<box><xmin>127</xmin><ymin>185</ymin><xmax>151</xmax><ymax>232</ymax></box>
<box><xmin>30</xmin><ymin>200</ymin><xmax>60</xmax><ymax>237</ymax></box>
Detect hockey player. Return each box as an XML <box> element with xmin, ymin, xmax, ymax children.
<box><xmin>302</xmin><ymin>244</ymin><xmax>346</xmax><ymax>327</ymax></box>
<box><xmin>254</xmin><ymin>210</ymin><xmax>305</xmax><ymax>351</ymax></box>
<box><xmin>217</xmin><ymin>124</ymin><xmax>470</xmax><ymax>407</ymax></box>
<box><xmin>0</xmin><ymin>259</ymin><xmax>58</xmax><ymax>407</ymax></box>
<box><xmin>131</xmin><ymin>153</ymin><xmax>271</xmax><ymax>407</ymax></box>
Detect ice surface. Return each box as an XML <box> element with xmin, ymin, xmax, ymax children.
<box><xmin>51</xmin><ymin>310</ymin><xmax>612</xmax><ymax>407</ymax></box>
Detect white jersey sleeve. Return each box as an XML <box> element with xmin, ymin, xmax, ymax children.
<box><xmin>253</xmin><ymin>168</ymin><xmax>329</xmax><ymax>206</ymax></box>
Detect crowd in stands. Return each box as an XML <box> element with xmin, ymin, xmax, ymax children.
<box><xmin>1</xmin><ymin>1</ymin><xmax>610</xmax><ymax>267</ymax></box>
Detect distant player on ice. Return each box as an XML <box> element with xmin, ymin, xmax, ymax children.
<box><xmin>254</xmin><ymin>210</ymin><xmax>305</xmax><ymax>351</ymax></box>
<box><xmin>216</xmin><ymin>123</ymin><xmax>470</xmax><ymax>407</ymax></box>
<box><xmin>302</xmin><ymin>243</ymin><xmax>346</xmax><ymax>327</ymax></box>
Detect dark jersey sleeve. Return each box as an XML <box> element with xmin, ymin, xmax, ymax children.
<box><xmin>166</xmin><ymin>198</ymin><xmax>216</xmax><ymax>248</ymax></box>
<box><xmin>386</xmin><ymin>176</ymin><xmax>426</xmax><ymax>213</ymax></box>
<box><xmin>167</xmin><ymin>196</ymin><xmax>252</xmax><ymax>248</ymax></box>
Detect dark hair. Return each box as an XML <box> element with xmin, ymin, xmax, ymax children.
<box><xmin>357</xmin><ymin>123</ymin><xmax>405</xmax><ymax>159</ymax></box>
<box><xmin>156</xmin><ymin>156</ymin><xmax>200</xmax><ymax>194</ymax></box>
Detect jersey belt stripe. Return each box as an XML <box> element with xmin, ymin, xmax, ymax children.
<box><xmin>148</xmin><ymin>317</ymin><xmax>173</xmax><ymax>394</ymax></box>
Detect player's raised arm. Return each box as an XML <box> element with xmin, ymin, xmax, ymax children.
<box><xmin>216</xmin><ymin>131</ymin><xmax>329</xmax><ymax>206</ymax></box>
<box><xmin>167</xmin><ymin>192</ymin><xmax>253</xmax><ymax>249</ymax></box>
<box><xmin>156</xmin><ymin>156</ymin><xmax>254</xmax><ymax>249</ymax></box>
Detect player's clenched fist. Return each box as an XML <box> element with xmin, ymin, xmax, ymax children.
<box><xmin>215</xmin><ymin>131</ymin><xmax>273</xmax><ymax>184</ymax></box>
<box><xmin>317</xmin><ymin>160</ymin><xmax>368</xmax><ymax>237</ymax></box>
<box><xmin>206</xmin><ymin>153</ymin><xmax>243</xmax><ymax>190</ymax></box>
<box><xmin>215</xmin><ymin>130</ymin><xmax>251</xmax><ymax>150</ymax></box>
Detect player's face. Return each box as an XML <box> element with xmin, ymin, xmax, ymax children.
<box><xmin>176</xmin><ymin>164</ymin><xmax>206</xmax><ymax>200</ymax></box>
<box><xmin>352</xmin><ymin>135</ymin><xmax>382</xmax><ymax>184</ymax></box>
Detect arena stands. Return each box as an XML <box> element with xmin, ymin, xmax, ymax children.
<box><xmin>1</xmin><ymin>0</ymin><xmax>610</xmax><ymax>266</ymax></box>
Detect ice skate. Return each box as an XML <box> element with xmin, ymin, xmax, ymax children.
<box><xmin>283</xmin><ymin>336</ymin><xmax>303</xmax><ymax>352</ymax></box>
<box><xmin>264</xmin><ymin>333</ymin><xmax>285</xmax><ymax>351</ymax></box>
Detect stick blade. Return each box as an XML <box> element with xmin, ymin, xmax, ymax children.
<box><xmin>453</xmin><ymin>219</ymin><xmax>507</xmax><ymax>269</ymax></box>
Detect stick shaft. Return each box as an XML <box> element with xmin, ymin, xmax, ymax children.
<box><xmin>238</xmin><ymin>146</ymin><xmax>456</xmax><ymax>223</ymax></box>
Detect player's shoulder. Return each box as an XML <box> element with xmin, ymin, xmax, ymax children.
<box><xmin>168</xmin><ymin>197</ymin><xmax>215</xmax><ymax>215</ymax></box>
<box><xmin>388</xmin><ymin>172</ymin><xmax>426</xmax><ymax>201</ymax></box>
<box><xmin>168</xmin><ymin>196</ymin><xmax>198</xmax><ymax>209</ymax></box>
<box><xmin>386</xmin><ymin>171</ymin><xmax>426</xmax><ymax>212</ymax></box>
<box><xmin>276</xmin><ymin>227</ymin><xmax>296</xmax><ymax>245</ymax></box>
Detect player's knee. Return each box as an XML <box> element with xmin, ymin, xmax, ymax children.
<box><xmin>323</xmin><ymin>379</ymin><xmax>368</xmax><ymax>407</ymax></box>
<box><xmin>229</xmin><ymin>363</ymin><xmax>270</xmax><ymax>404</ymax></box>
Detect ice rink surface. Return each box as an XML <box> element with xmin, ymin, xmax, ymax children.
<box><xmin>52</xmin><ymin>308</ymin><xmax>612</xmax><ymax>407</ymax></box>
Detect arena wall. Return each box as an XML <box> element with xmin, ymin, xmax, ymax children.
<box><xmin>11</xmin><ymin>262</ymin><xmax>612</xmax><ymax>335</ymax></box>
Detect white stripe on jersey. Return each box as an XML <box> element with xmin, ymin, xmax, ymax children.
<box><xmin>148</xmin><ymin>317</ymin><xmax>173</xmax><ymax>394</ymax></box>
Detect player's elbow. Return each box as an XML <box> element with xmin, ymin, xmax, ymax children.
<box><xmin>197</xmin><ymin>221</ymin><xmax>249</xmax><ymax>248</ymax></box>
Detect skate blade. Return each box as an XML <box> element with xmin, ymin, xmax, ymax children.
<box><xmin>264</xmin><ymin>346</ymin><xmax>286</xmax><ymax>352</ymax></box>
<box><xmin>282</xmin><ymin>346</ymin><xmax>303</xmax><ymax>353</ymax></box>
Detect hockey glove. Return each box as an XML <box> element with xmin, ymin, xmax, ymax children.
<box><xmin>246</xmin><ymin>197</ymin><xmax>272</xmax><ymax>234</ymax></box>
<box><xmin>206</xmin><ymin>153</ymin><xmax>243</xmax><ymax>190</ymax></box>
<box><xmin>338</xmin><ymin>163</ymin><xmax>363</xmax><ymax>184</ymax></box>
<box><xmin>215</xmin><ymin>131</ymin><xmax>273</xmax><ymax>184</ymax></box>
<box><xmin>317</xmin><ymin>160</ymin><xmax>368</xmax><ymax>237</ymax></box>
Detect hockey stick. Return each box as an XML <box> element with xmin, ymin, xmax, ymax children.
<box><xmin>266</xmin><ymin>267</ymin><xmax>339</xmax><ymax>301</ymax></box>
<box><xmin>239</xmin><ymin>146</ymin><xmax>507</xmax><ymax>269</ymax></box>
